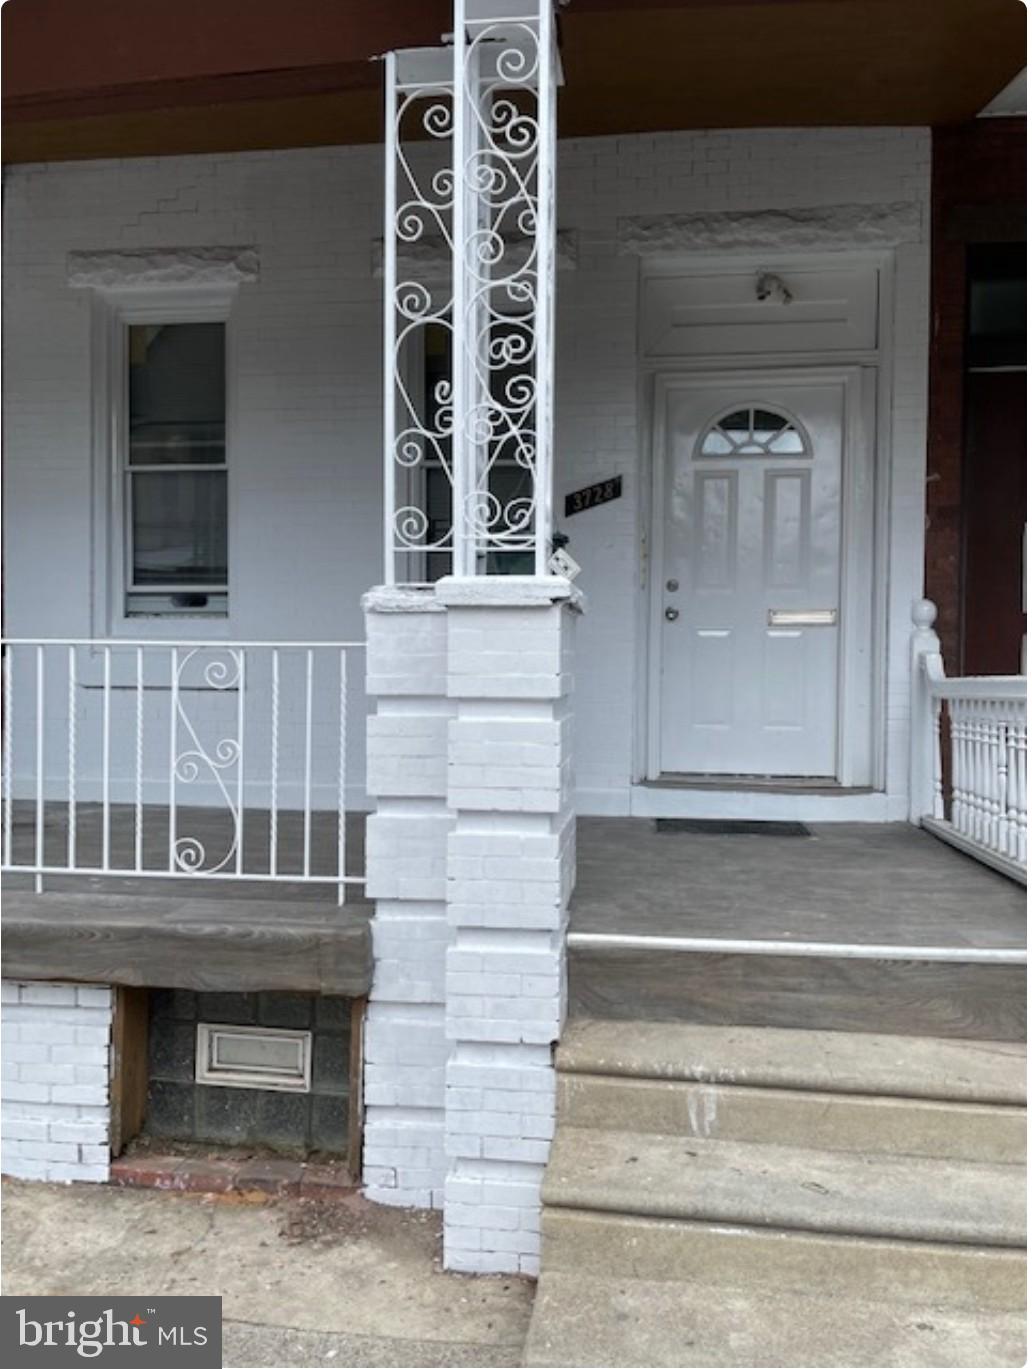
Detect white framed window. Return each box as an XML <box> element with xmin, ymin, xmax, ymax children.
<box><xmin>124</xmin><ymin>320</ymin><xmax>227</xmax><ymax>616</ymax></box>
<box><xmin>90</xmin><ymin>286</ymin><xmax>235</xmax><ymax>634</ymax></box>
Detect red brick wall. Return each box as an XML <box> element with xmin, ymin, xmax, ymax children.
<box><xmin>926</xmin><ymin>118</ymin><xmax>1025</xmax><ymax>671</ymax></box>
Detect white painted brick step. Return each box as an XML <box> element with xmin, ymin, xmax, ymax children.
<box><xmin>523</xmin><ymin>1270</ymin><xmax>1027</xmax><ymax>1369</ymax></box>
<box><xmin>542</xmin><ymin>1128</ymin><xmax>1026</xmax><ymax>1247</ymax></box>
<box><xmin>557</xmin><ymin>1020</ymin><xmax>1027</xmax><ymax>1104</ymax></box>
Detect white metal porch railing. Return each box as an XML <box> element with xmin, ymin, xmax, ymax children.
<box><xmin>910</xmin><ymin>601</ymin><xmax>1027</xmax><ymax>884</ymax></box>
<box><xmin>1</xmin><ymin>639</ymin><xmax>366</xmax><ymax>902</ymax></box>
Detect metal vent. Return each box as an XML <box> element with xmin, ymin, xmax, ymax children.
<box><xmin>195</xmin><ymin>1023</ymin><xmax>312</xmax><ymax>1093</ymax></box>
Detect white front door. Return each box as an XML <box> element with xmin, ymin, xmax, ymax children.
<box><xmin>655</xmin><ymin>374</ymin><xmax>848</xmax><ymax>778</ymax></box>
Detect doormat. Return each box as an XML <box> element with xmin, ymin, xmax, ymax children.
<box><xmin>655</xmin><ymin>819</ymin><xmax>812</xmax><ymax>837</ymax></box>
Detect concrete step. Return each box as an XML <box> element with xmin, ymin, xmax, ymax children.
<box><xmin>542</xmin><ymin>1128</ymin><xmax>1026</xmax><ymax>1247</ymax></box>
<box><xmin>557</xmin><ymin>1021</ymin><xmax>1028</xmax><ymax>1103</ymax></box>
<box><xmin>541</xmin><ymin>1208</ymin><xmax>1027</xmax><ymax>1308</ymax></box>
<box><xmin>556</xmin><ymin>1074</ymin><xmax>1026</xmax><ymax>1162</ymax></box>
<box><xmin>522</xmin><ymin>1269</ymin><xmax>1027</xmax><ymax>1368</ymax></box>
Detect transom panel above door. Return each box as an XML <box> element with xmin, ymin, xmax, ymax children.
<box><xmin>641</xmin><ymin>263</ymin><xmax>879</xmax><ymax>358</ymax></box>
<box><xmin>649</xmin><ymin>370</ymin><xmax>870</xmax><ymax>782</ymax></box>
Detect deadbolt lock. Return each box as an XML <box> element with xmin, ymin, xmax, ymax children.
<box><xmin>666</xmin><ymin>579</ymin><xmax>679</xmax><ymax>592</ymax></box>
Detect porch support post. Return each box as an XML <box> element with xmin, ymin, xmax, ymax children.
<box><xmin>437</xmin><ymin>575</ymin><xmax>580</xmax><ymax>1274</ymax></box>
<box><xmin>361</xmin><ymin>587</ymin><xmax>454</xmax><ymax>1208</ymax></box>
<box><xmin>451</xmin><ymin>0</ymin><xmax>560</xmax><ymax>577</ymax></box>
<box><xmin>909</xmin><ymin>598</ymin><xmax>943</xmax><ymax>824</ymax></box>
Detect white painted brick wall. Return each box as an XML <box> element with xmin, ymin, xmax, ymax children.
<box><xmin>3</xmin><ymin>127</ymin><xmax>929</xmax><ymax>819</ymax></box>
<box><xmin>1</xmin><ymin>981</ymin><xmax>113</xmax><ymax>1183</ymax></box>
<box><xmin>439</xmin><ymin>581</ymin><xmax>578</xmax><ymax>1275</ymax></box>
<box><xmin>362</xmin><ymin>589</ymin><xmax>453</xmax><ymax>1209</ymax></box>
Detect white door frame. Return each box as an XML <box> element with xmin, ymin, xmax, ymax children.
<box><xmin>645</xmin><ymin>365</ymin><xmax>877</xmax><ymax>786</ymax></box>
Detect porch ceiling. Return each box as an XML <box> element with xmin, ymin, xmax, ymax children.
<box><xmin>3</xmin><ymin>0</ymin><xmax>1025</xmax><ymax>164</ymax></box>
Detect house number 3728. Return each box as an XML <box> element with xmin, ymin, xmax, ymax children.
<box><xmin>564</xmin><ymin>475</ymin><xmax>623</xmax><ymax>517</ymax></box>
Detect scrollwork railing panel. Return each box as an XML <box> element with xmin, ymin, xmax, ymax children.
<box><xmin>0</xmin><ymin>638</ymin><xmax>365</xmax><ymax>903</ymax></box>
<box><xmin>385</xmin><ymin>50</ymin><xmax>457</xmax><ymax>580</ymax></box>
<box><xmin>383</xmin><ymin>5</ymin><xmax>559</xmax><ymax>582</ymax></box>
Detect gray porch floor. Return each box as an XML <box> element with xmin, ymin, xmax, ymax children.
<box><xmin>4</xmin><ymin>806</ymin><xmax>1024</xmax><ymax>949</ymax></box>
<box><xmin>571</xmin><ymin>819</ymin><xmax>1026</xmax><ymax>951</ymax></box>
<box><xmin>3</xmin><ymin>808</ymin><xmax>1025</xmax><ymax>1031</ymax></box>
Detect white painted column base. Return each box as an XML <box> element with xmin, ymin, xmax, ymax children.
<box><xmin>362</xmin><ymin>587</ymin><xmax>454</xmax><ymax>1208</ymax></box>
<box><xmin>1</xmin><ymin>981</ymin><xmax>113</xmax><ymax>1184</ymax></box>
<box><xmin>438</xmin><ymin>576</ymin><xmax>580</xmax><ymax>1274</ymax></box>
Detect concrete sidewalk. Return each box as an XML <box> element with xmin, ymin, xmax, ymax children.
<box><xmin>1</xmin><ymin>1180</ymin><xmax>533</xmax><ymax>1367</ymax></box>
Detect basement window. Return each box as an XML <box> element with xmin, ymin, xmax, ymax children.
<box><xmin>195</xmin><ymin>1023</ymin><xmax>312</xmax><ymax>1093</ymax></box>
<box><xmin>123</xmin><ymin>321</ymin><xmax>228</xmax><ymax>617</ymax></box>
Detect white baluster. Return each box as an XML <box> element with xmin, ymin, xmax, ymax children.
<box><xmin>948</xmin><ymin>701</ymin><xmax>963</xmax><ymax>833</ymax></box>
<box><xmin>932</xmin><ymin>698</ymin><xmax>944</xmax><ymax>820</ymax></box>
<box><xmin>168</xmin><ymin>646</ymin><xmax>178</xmax><ymax>872</ymax></box>
<box><xmin>303</xmin><ymin>648</ymin><xmax>314</xmax><ymax>879</ymax></box>
<box><xmin>270</xmin><ymin>648</ymin><xmax>279</xmax><ymax>878</ymax></box>
<box><xmin>337</xmin><ymin>648</ymin><xmax>347</xmax><ymax>906</ymax></box>
<box><xmin>3</xmin><ymin>647</ymin><xmax>13</xmax><ymax>868</ymax></box>
<box><xmin>992</xmin><ymin>702</ymin><xmax>1007</xmax><ymax>858</ymax></box>
<box><xmin>971</xmin><ymin>705</ymin><xmax>986</xmax><ymax>847</ymax></box>
<box><xmin>67</xmin><ymin>645</ymin><xmax>77</xmax><ymax>870</ymax></box>
<box><xmin>235</xmin><ymin>650</ymin><xmax>246</xmax><ymax>877</ymax></box>
<box><xmin>34</xmin><ymin>644</ymin><xmax>45</xmax><ymax>891</ymax></box>
<box><xmin>135</xmin><ymin>647</ymin><xmax>144</xmax><ymax>871</ymax></box>
<box><xmin>1014</xmin><ymin>707</ymin><xmax>1026</xmax><ymax>862</ymax></box>
<box><xmin>101</xmin><ymin>646</ymin><xmax>111</xmax><ymax>871</ymax></box>
<box><xmin>959</xmin><ymin>703</ymin><xmax>974</xmax><ymax>838</ymax></box>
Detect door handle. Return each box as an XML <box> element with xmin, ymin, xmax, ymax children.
<box><xmin>665</xmin><ymin>607</ymin><xmax>680</xmax><ymax>622</ymax></box>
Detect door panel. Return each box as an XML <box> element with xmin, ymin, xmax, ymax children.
<box><xmin>657</xmin><ymin>379</ymin><xmax>845</xmax><ymax>777</ymax></box>
<box><xmin>764</xmin><ymin>469</ymin><xmax>809</xmax><ymax>588</ymax></box>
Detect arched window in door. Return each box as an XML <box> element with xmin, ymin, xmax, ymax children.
<box><xmin>696</xmin><ymin>405</ymin><xmax>810</xmax><ymax>458</ymax></box>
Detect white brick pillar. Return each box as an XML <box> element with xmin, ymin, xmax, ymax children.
<box><xmin>437</xmin><ymin>576</ymin><xmax>579</xmax><ymax>1274</ymax></box>
<box><xmin>1</xmin><ymin>981</ymin><xmax>113</xmax><ymax>1183</ymax></box>
<box><xmin>361</xmin><ymin>587</ymin><xmax>454</xmax><ymax>1208</ymax></box>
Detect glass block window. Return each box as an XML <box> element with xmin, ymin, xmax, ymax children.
<box><xmin>697</xmin><ymin>406</ymin><xmax>809</xmax><ymax>458</ymax></box>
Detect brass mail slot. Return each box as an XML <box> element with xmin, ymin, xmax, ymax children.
<box><xmin>768</xmin><ymin>608</ymin><xmax>838</xmax><ymax>627</ymax></box>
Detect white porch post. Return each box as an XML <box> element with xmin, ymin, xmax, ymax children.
<box><xmin>381</xmin><ymin>2</ymin><xmax>558</xmax><ymax>584</ymax></box>
<box><xmin>439</xmin><ymin>0</ymin><xmax>566</xmax><ymax>1274</ymax></box>
<box><xmin>909</xmin><ymin>598</ymin><xmax>944</xmax><ymax>824</ymax></box>
<box><xmin>439</xmin><ymin>575</ymin><xmax>578</xmax><ymax>1274</ymax></box>
<box><xmin>371</xmin><ymin>1</ymin><xmax>568</xmax><ymax>1269</ymax></box>
<box><xmin>362</xmin><ymin>589</ymin><xmax>452</xmax><ymax>1208</ymax></box>
<box><xmin>451</xmin><ymin>0</ymin><xmax>559</xmax><ymax>578</ymax></box>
